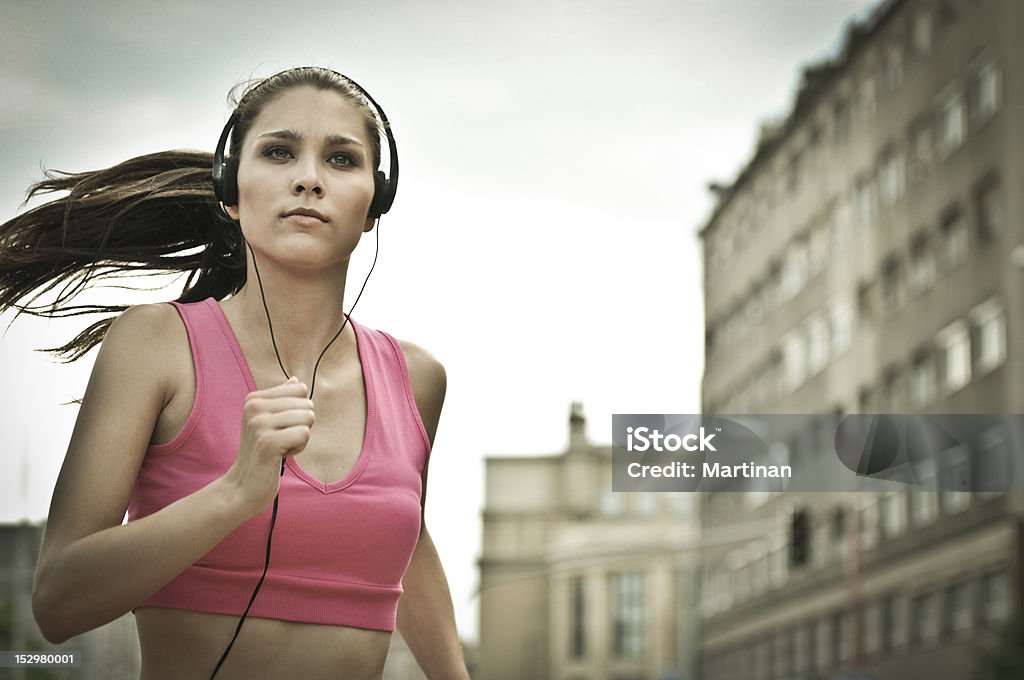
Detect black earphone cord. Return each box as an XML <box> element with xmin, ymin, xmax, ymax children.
<box><xmin>208</xmin><ymin>221</ymin><xmax>381</xmax><ymax>679</ymax></box>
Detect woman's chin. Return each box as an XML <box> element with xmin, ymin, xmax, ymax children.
<box><xmin>257</xmin><ymin>245</ymin><xmax>348</xmax><ymax>272</ymax></box>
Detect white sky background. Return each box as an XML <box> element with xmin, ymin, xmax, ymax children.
<box><xmin>0</xmin><ymin>0</ymin><xmax>878</xmax><ymax>643</ymax></box>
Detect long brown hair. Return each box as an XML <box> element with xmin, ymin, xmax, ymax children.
<box><xmin>0</xmin><ymin>67</ymin><xmax>384</xmax><ymax>362</ymax></box>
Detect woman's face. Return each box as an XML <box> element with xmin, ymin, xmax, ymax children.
<box><xmin>225</xmin><ymin>85</ymin><xmax>377</xmax><ymax>271</ymax></box>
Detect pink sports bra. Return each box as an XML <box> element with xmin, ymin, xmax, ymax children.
<box><xmin>126</xmin><ymin>297</ymin><xmax>431</xmax><ymax>631</ymax></box>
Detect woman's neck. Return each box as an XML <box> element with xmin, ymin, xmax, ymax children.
<box><xmin>227</xmin><ymin>257</ymin><xmax>355</xmax><ymax>381</ymax></box>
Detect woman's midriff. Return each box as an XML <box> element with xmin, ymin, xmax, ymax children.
<box><xmin>134</xmin><ymin>607</ymin><xmax>391</xmax><ymax>680</ymax></box>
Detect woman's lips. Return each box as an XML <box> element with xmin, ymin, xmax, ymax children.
<box><xmin>284</xmin><ymin>213</ymin><xmax>327</xmax><ymax>227</ymax></box>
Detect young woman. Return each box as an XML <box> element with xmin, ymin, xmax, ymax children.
<box><xmin>7</xmin><ymin>67</ymin><xmax>468</xmax><ymax>679</ymax></box>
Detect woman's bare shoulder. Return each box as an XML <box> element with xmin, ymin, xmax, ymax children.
<box><xmin>105</xmin><ymin>302</ymin><xmax>179</xmax><ymax>338</ymax></box>
<box><xmin>394</xmin><ymin>338</ymin><xmax>446</xmax><ymax>447</ymax></box>
<box><xmin>102</xmin><ymin>303</ymin><xmax>190</xmax><ymax>405</ymax></box>
<box><xmin>394</xmin><ymin>339</ymin><xmax>445</xmax><ymax>387</ymax></box>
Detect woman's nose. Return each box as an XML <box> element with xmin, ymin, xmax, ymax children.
<box><xmin>291</xmin><ymin>161</ymin><xmax>324</xmax><ymax>197</ymax></box>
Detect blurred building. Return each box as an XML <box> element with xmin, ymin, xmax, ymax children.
<box><xmin>478</xmin><ymin>403</ymin><xmax>700</xmax><ymax>680</ymax></box>
<box><xmin>383</xmin><ymin>634</ymin><xmax>427</xmax><ymax>680</ymax></box>
<box><xmin>384</xmin><ymin>635</ymin><xmax>477</xmax><ymax>680</ymax></box>
<box><xmin>698</xmin><ymin>0</ymin><xmax>1022</xmax><ymax>679</ymax></box>
<box><xmin>0</xmin><ymin>522</ymin><xmax>140</xmax><ymax>679</ymax></box>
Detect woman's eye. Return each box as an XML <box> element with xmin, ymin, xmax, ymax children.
<box><xmin>263</xmin><ymin>146</ymin><xmax>292</xmax><ymax>160</ymax></box>
<box><xmin>329</xmin><ymin>152</ymin><xmax>356</xmax><ymax>167</ymax></box>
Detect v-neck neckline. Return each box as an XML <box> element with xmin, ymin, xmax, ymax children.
<box><xmin>205</xmin><ymin>297</ymin><xmax>376</xmax><ymax>494</ymax></box>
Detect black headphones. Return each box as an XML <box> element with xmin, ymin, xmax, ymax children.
<box><xmin>211</xmin><ymin>69</ymin><xmax>399</xmax><ymax>219</ymax></box>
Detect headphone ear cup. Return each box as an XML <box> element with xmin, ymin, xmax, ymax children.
<box><xmin>367</xmin><ymin>170</ymin><xmax>386</xmax><ymax>219</ymax></box>
<box><xmin>222</xmin><ymin>158</ymin><xmax>239</xmax><ymax>207</ymax></box>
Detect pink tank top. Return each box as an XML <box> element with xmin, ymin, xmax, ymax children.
<box><xmin>126</xmin><ymin>297</ymin><xmax>431</xmax><ymax>631</ymax></box>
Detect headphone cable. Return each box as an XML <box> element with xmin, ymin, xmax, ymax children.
<box><xmin>209</xmin><ymin>220</ymin><xmax>381</xmax><ymax>679</ymax></box>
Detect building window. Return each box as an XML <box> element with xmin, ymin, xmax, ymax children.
<box><xmin>815</xmin><ymin>617</ymin><xmax>833</xmax><ymax>671</ymax></box>
<box><xmin>912</xmin><ymin>591</ymin><xmax>941</xmax><ymax>645</ymax></box>
<box><xmin>570</xmin><ymin>576</ymin><xmax>586</xmax><ymax>659</ymax></box>
<box><xmin>774</xmin><ymin>631</ymin><xmax>790</xmax><ymax>678</ymax></box>
<box><xmin>700</xmin><ymin>569</ymin><xmax>715</xmax><ymax>615</ymax></box>
<box><xmin>972</xmin><ymin>60</ymin><xmax>1002</xmax><ymax>126</ymax></box>
<box><xmin>829</xmin><ymin>198</ymin><xmax>853</xmax><ymax>251</ymax></box>
<box><xmin>947</xmin><ymin>581</ymin><xmax>972</xmax><ymax>637</ymax></box>
<box><xmin>755</xmin><ymin>639</ymin><xmax>773</xmax><ymax>680</ymax></box>
<box><xmin>974</xmin><ymin>176</ymin><xmax>1004</xmax><ymax>241</ymax></box>
<box><xmin>859</xmin><ymin>385</ymin><xmax>879</xmax><ymax>414</ymax></box>
<box><xmin>611</xmin><ymin>572</ymin><xmax>645</xmax><ymax>658</ymax></box>
<box><xmin>806</xmin><ymin>125</ymin><xmax>824</xmax><ymax>174</ymax></box>
<box><xmin>937</xmin><ymin>319</ymin><xmax>971</xmax><ymax>394</ymax></box>
<box><xmin>859</xmin><ymin>75</ymin><xmax>877</xmax><ymax>120</ymax></box>
<box><xmin>882</xmin><ymin>44</ymin><xmax>904</xmax><ymax>90</ymax></box>
<box><xmin>830</xmin><ymin>507</ymin><xmax>848</xmax><ymax>562</ymax></box>
<box><xmin>908</xmin><ymin>235</ymin><xmax>937</xmax><ymax>297</ymax></box>
<box><xmin>882</xmin><ymin>257</ymin><xmax>906</xmax><ymax>313</ymax></box>
<box><xmin>816</xmin><ymin>514</ymin><xmax>834</xmax><ymax>568</ymax></box>
<box><xmin>881</xmin><ymin>492</ymin><xmax>907</xmax><ymax>538</ymax></box>
<box><xmin>834</xmin><ymin>611</ymin><xmax>851</xmax><ymax>663</ymax></box>
<box><xmin>768</xmin><ymin>263</ymin><xmax>783</xmax><ymax>311</ymax></box>
<box><xmin>787</xmin><ymin>152</ymin><xmax>802</xmax><ymax>195</ymax></box>
<box><xmin>734</xmin><ymin>560</ymin><xmax>750</xmax><ymax>602</ymax></box>
<box><xmin>782</xmin><ymin>238</ymin><xmax>809</xmax><ymax>298</ymax></box>
<box><xmin>884</xmin><ymin>368</ymin><xmax>907</xmax><ymax>412</ymax></box>
<box><xmin>908</xmin><ymin>117</ymin><xmax>934</xmax><ymax>182</ymax></box>
<box><xmin>601</xmin><ymin>489</ymin><xmax>623</xmax><ymax>517</ymax></box>
<box><xmin>673</xmin><ymin>492</ymin><xmax>695</xmax><ymax>517</ymax></box>
<box><xmin>633</xmin><ymin>492</ymin><xmax>657</xmax><ymax>518</ymax></box>
<box><xmin>976</xmin><ymin>425</ymin><xmax>1009</xmax><ymax>497</ymax></box>
<box><xmin>937</xmin><ymin>89</ymin><xmax>967</xmax><ymax>158</ymax></box>
<box><xmin>882</xmin><ymin>258</ymin><xmax>906</xmax><ymax>312</ymax></box>
<box><xmin>709</xmin><ymin>571</ymin><xmax>730</xmax><ymax>617</ymax></box>
<box><xmin>751</xmin><ymin>550</ymin><xmax>769</xmax><ymax>595</ymax></box>
<box><xmin>981</xmin><ymin>571</ymin><xmax>1010</xmax><ymax>625</ymax></box>
<box><xmin>885</xmin><ymin>593</ymin><xmax>909</xmax><ymax>650</ymax></box>
<box><xmin>879</xmin><ymin>146</ymin><xmax>906</xmax><ymax>206</ymax></box>
<box><xmin>830</xmin><ymin>297</ymin><xmax>853</xmax><ymax>356</ymax></box>
<box><xmin>769</xmin><ymin>540</ymin><xmax>787</xmax><ymax>587</ymax></box>
<box><xmin>807</xmin><ymin>315</ymin><xmax>829</xmax><ymax>376</ymax></box>
<box><xmin>783</xmin><ymin>330</ymin><xmax>807</xmax><ymax>391</ymax></box>
<box><xmin>793</xmin><ymin>624</ymin><xmax>811</xmax><ymax>674</ymax></box>
<box><xmin>940</xmin><ymin>444</ymin><xmax>971</xmax><ymax>514</ymax></box>
<box><xmin>809</xmin><ymin>225</ymin><xmax>829</xmax><ymax>276</ymax></box>
<box><xmin>910</xmin><ymin>459</ymin><xmax>939</xmax><ymax>526</ymax></box>
<box><xmin>860</xmin><ymin>498</ymin><xmax>880</xmax><ymax>550</ymax></box>
<box><xmin>970</xmin><ymin>297</ymin><xmax>1006</xmax><ymax>375</ymax></box>
<box><xmin>940</xmin><ymin>208</ymin><xmax>968</xmax><ymax>270</ymax></box>
<box><xmin>912</xmin><ymin>9</ymin><xmax>934</xmax><ymax>56</ymax></box>
<box><xmin>833</xmin><ymin>98</ymin><xmax>851</xmax><ymax>144</ymax></box>
<box><xmin>863</xmin><ymin>600</ymin><xmax>883</xmax><ymax>656</ymax></box>
<box><xmin>855</xmin><ymin>175</ymin><xmax>877</xmax><ymax>229</ymax></box>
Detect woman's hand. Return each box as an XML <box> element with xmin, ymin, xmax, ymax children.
<box><xmin>224</xmin><ymin>376</ymin><xmax>315</xmax><ymax>517</ymax></box>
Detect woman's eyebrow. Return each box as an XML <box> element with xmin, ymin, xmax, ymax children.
<box><xmin>257</xmin><ymin>130</ymin><xmax>364</xmax><ymax>147</ymax></box>
<box><xmin>325</xmin><ymin>134</ymin><xmax>365</xmax><ymax>148</ymax></box>
<box><xmin>257</xmin><ymin>129</ymin><xmax>301</xmax><ymax>142</ymax></box>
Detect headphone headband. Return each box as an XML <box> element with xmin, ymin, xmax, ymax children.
<box><xmin>212</xmin><ymin>69</ymin><xmax>399</xmax><ymax>219</ymax></box>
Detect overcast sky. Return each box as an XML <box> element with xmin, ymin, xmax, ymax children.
<box><xmin>1</xmin><ymin>0</ymin><xmax>879</xmax><ymax>643</ymax></box>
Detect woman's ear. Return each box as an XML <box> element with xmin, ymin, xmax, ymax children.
<box><xmin>224</xmin><ymin>203</ymin><xmax>240</xmax><ymax>222</ymax></box>
<box><xmin>363</xmin><ymin>217</ymin><xmax>376</xmax><ymax>233</ymax></box>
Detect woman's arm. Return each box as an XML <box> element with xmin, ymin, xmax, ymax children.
<box><xmin>394</xmin><ymin>340</ymin><xmax>469</xmax><ymax>679</ymax></box>
<box><xmin>398</xmin><ymin>525</ymin><xmax>469</xmax><ymax>679</ymax></box>
<box><xmin>32</xmin><ymin>304</ymin><xmax>310</xmax><ymax>644</ymax></box>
